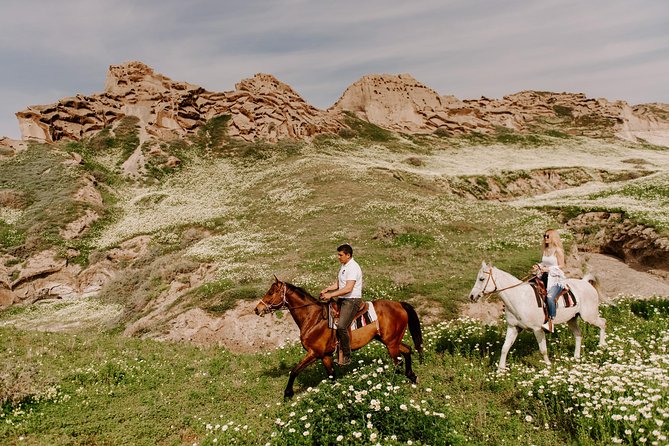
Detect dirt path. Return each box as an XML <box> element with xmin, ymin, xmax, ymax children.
<box><xmin>462</xmin><ymin>253</ymin><xmax>669</xmax><ymax>324</ymax></box>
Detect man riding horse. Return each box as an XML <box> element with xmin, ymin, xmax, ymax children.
<box><xmin>319</xmin><ymin>243</ymin><xmax>362</xmax><ymax>366</ymax></box>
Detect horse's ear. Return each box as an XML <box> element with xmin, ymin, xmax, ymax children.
<box><xmin>273</xmin><ymin>274</ymin><xmax>279</xmax><ymax>283</ymax></box>
<box><xmin>481</xmin><ymin>260</ymin><xmax>487</xmax><ymax>268</ymax></box>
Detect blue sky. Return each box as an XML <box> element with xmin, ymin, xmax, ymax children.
<box><xmin>1</xmin><ymin>0</ymin><xmax>668</xmax><ymax>139</ymax></box>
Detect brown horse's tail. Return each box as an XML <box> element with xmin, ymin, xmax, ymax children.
<box><xmin>401</xmin><ymin>302</ymin><xmax>424</xmax><ymax>364</ymax></box>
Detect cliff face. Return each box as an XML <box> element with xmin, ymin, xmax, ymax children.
<box><xmin>16</xmin><ymin>61</ymin><xmax>343</xmax><ymax>144</ymax></box>
<box><xmin>12</xmin><ymin>62</ymin><xmax>669</xmax><ymax>146</ymax></box>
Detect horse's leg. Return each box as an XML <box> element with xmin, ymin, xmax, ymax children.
<box><xmin>598</xmin><ymin>317</ymin><xmax>607</xmax><ymax>347</ymax></box>
<box><xmin>285</xmin><ymin>352</ymin><xmax>318</xmax><ymax>399</ymax></box>
<box><xmin>498</xmin><ymin>325</ymin><xmax>520</xmax><ymax>371</ymax></box>
<box><xmin>386</xmin><ymin>342</ymin><xmax>402</xmax><ymax>367</ymax></box>
<box><xmin>399</xmin><ymin>342</ymin><xmax>417</xmax><ymax>383</ymax></box>
<box><xmin>532</xmin><ymin>329</ymin><xmax>551</xmax><ymax>367</ymax></box>
<box><xmin>322</xmin><ymin>355</ymin><xmax>335</xmax><ymax>379</ymax></box>
<box><xmin>581</xmin><ymin>307</ymin><xmax>607</xmax><ymax>347</ymax></box>
<box><xmin>591</xmin><ymin>315</ymin><xmax>607</xmax><ymax>347</ymax></box>
<box><xmin>567</xmin><ymin>317</ymin><xmax>582</xmax><ymax>359</ymax></box>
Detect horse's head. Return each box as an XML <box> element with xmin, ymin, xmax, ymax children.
<box><xmin>469</xmin><ymin>261</ymin><xmax>495</xmax><ymax>302</ymax></box>
<box><xmin>254</xmin><ymin>275</ymin><xmax>287</xmax><ymax>316</ymax></box>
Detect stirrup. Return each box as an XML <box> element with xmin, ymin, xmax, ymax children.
<box><xmin>542</xmin><ymin>320</ymin><xmax>553</xmax><ymax>333</ymax></box>
<box><xmin>336</xmin><ymin>357</ymin><xmax>351</xmax><ymax>366</ymax></box>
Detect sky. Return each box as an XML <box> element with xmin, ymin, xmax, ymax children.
<box><xmin>1</xmin><ymin>0</ymin><xmax>668</xmax><ymax>139</ymax></box>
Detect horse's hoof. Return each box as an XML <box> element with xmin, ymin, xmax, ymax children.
<box><xmin>284</xmin><ymin>391</ymin><xmax>294</xmax><ymax>400</ymax></box>
<box><xmin>408</xmin><ymin>372</ymin><xmax>418</xmax><ymax>384</ymax></box>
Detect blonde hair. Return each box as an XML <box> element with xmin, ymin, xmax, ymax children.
<box><xmin>542</xmin><ymin>229</ymin><xmax>564</xmax><ymax>255</ymax></box>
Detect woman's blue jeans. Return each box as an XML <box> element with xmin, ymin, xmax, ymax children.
<box><xmin>546</xmin><ymin>285</ymin><xmax>563</xmax><ymax>319</ymax></box>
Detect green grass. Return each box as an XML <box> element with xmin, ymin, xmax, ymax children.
<box><xmin>0</xmin><ymin>144</ymin><xmax>85</xmax><ymax>252</ymax></box>
<box><xmin>341</xmin><ymin>112</ymin><xmax>395</xmax><ymax>142</ymax></box>
<box><xmin>3</xmin><ymin>297</ymin><xmax>666</xmax><ymax>445</ymax></box>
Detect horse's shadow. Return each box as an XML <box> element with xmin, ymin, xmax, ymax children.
<box><xmin>435</xmin><ymin>328</ymin><xmax>574</xmax><ymax>368</ymax></box>
<box><xmin>260</xmin><ymin>358</ymin><xmax>330</xmax><ymax>390</ymax></box>
<box><xmin>261</xmin><ymin>351</ymin><xmax>399</xmax><ymax>395</ymax></box>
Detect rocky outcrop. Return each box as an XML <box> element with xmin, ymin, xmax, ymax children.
<box><xmin>0</xmin><ymin>137</ymin><xmax>27</xmax><ymax>158</ymax></box>
<box><xmin>330</xmin><ymin>74</ymin><xmax>497</xmax><ymax>135</ymax></box>
<box><xmin>0</xmin><ymin>235</ymin><xmax>155</xmax><ymax>305</ymax></box>
<box><xmin>566</xmin><ymin>211</ymin><xmax>669</xmax><ymax>271</ymax></box>
<box><xmin>617</xmin><ymin>103</ymin><xmax>669</xmax><ymax>146</ymax></box>
<box><xmin>331</xmin><ymin>75</ymin><xmax>669</xmax><ymax>144</ymax></box>
<box><xmin>446</xmin><ymin>167</ymin><xmax>649</xmax><ymax>201</ymax></box>
<box><xmin>12</xmin><ymin>63</ymin><xmax>669</xmax><ymax>147</ymax></box>
<box><xmin>16</xmin><ymin>61</ymin><xmax>343</xmax><ymax>144</ymax></box>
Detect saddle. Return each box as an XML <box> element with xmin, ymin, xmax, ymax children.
<box><xmin>328</xmin><ymin>300</ymin><xmax>369</xmax><ymax>323</ymax></box>
<box><xmin>529</xmin><ymin>276</ymin><xmax>577</xmax><ymax>323</ymax></box>
<box><xmin>327</xmin><ymin>300</ymin><xmax>375</xmax><ymax>365</ymax></box>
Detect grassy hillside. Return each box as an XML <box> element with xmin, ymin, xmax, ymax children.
<box><xmin>1</xmin><ymin>122</ymin><xmax>669</xmax><ymax>444</ymax></box>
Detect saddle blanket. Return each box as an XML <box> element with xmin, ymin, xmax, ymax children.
<box><xmin>328</xmin><ymin>301</ymin><xmax>378</xmax><ymax>330</ymax></box>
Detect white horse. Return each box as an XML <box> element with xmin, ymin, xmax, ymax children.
<box><xmin>469</xmin><ymin>261</ymin><xmax>607</xmax><ymax>371</ymax></box>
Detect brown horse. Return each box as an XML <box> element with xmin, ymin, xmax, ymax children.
<box><xmin>255</xmin><ymin>277</ymin><xmax>424</xmax><ymax>398</ymax></box>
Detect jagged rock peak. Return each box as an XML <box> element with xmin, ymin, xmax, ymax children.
<box><xmin>14</xmin><ymin>61</ymin><xmax>346</xmax><ymax>144</ymax></box>
<box><xmin>236</xmin><ymin>73</ymin><xmax>301</xmax><ymax>98</ymax></box>
<box><xmin>104</xmin><ymin>61</ymin><xmax>202</xmax><ymax>96</ymax></box>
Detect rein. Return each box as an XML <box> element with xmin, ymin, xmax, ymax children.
<box><xmin>481</xmin><ymin>268</ymin><xmax>532</xmax><ymax>296</ymax></box>
<box><xmin>257</xmin><ymin>282</ymin><xmax>321</xmax><ymax>313</ymax></box>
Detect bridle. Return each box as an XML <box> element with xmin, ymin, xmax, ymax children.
<box><xmin>257</xmin><ymin>281</ymin><xmax>289</xmax><ymax>314</ymax></box>
<box><xmin>479</xmin><ymin>267</ymin><xmax>529</xmax><ymax>296</ymax></box>
<box><xmin>257</xmin><ymin>281</ymin><xmax>320</xmax><ymax>314</ymax></box>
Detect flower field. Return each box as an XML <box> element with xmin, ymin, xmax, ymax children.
<box><xmin>106</xmin><ymin>297</ymin><xmax>669</xmax><ymax>446</ymax></box>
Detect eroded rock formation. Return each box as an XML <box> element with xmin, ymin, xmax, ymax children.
<box><xmin>11</xmin><ymin>62</ymin><xmax>669</xmax><ymax>147</ymax></box>
<box><xmin>566</xmin><ymin>212</ymin><xmax>669</xmax><ymax>271</ymax></box>
<box><xmin>16</xmin><ymin>61</ymin><xmax>343</xmax><ymax>144</ymax></box>
<box><xmin>331</xmin><ymin>75</ymin><xmax>669</xmax><ymax>143</ymax></box>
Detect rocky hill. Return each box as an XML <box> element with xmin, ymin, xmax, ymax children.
<box><xmin>11</xmin><ymin>61</ymin><xmax>669</xmax><ymax>148</ymax></box>
<box><xmin>331</xmin><ymin>75</ymin><xmax>669</xmax><ymax>145</ymax></box>
<box><xmin>2</xmin><ymin>61</ymin><xmax>669</xmax><ymax>351</ymax></box>
<box><xmin>16</xmin><ymin>61</ymin><xmax>343</xmax><ymax>144</ymax></box>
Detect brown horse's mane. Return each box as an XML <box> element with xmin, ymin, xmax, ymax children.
<box><xmin>285</xmin><ymin>282</ymin><xmax>322</xmax><ymax>305</ymax></box>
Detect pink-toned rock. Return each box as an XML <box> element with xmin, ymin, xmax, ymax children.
<box><xmin>12</xmin><ymin>250</ymin><xmax>66</xmax><ymax>288</ymax></box>
<box><xmin>77</xmin><ymin>262</ymin><xmax>116</xmax><ymax>297</ymax></box>
<box><xmin>11</xmin><ymin>62</ymin><xmax>669</xmax><ymax>149</ymax></box>
<box><xmin>0</xmin><ymin>288</ymin><xmax>16</xmax><ymax>308</ymax></box>
<box><xmin>62</xmin><ymin>151</ymin><xmax>83</xmax><ymax>166</ymax></box>
<box><xmin>165</xmin><ymin>156</ymin><xmax>180</xmax><ymax>168</ymax></box>
<box><xmin>106</xmin><ymin>235</ymin><xmax>151</xmax><ymax>262</ymax></box>
<box><xmin>74</xmin><ymin>175</ymin><xmax>103</xmax><ymax>207</ymax></box>
<box><xmin>0</xmin><ymin>137</ymin><xmax>27</xmax><ymax>157</ymax></box>
<box><xmin>16</xmin><ymin>62</ymin><xmax>343</xmax><ymax>147</ymax></box>
<box><xmin>60</xmin><ymin>209</ymin><xmax>99</xmax><ymax>240</ymax></box>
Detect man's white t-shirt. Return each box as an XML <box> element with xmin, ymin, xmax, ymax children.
<box><xmin>338</xmin><ymin>258</ymin><xmax>363</xmax><ymax>299</ymax></box>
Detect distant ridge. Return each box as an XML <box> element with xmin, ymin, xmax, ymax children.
<box><xmin>11</xmin><ymin>61</ymin><xmax>669</xmax><ymax>147</ymax></box>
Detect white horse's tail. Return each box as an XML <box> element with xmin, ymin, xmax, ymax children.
<box><xmin>582</xmin><ymin>272</ymin><xmax>606</xmax><ymax>303</ymax></box>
